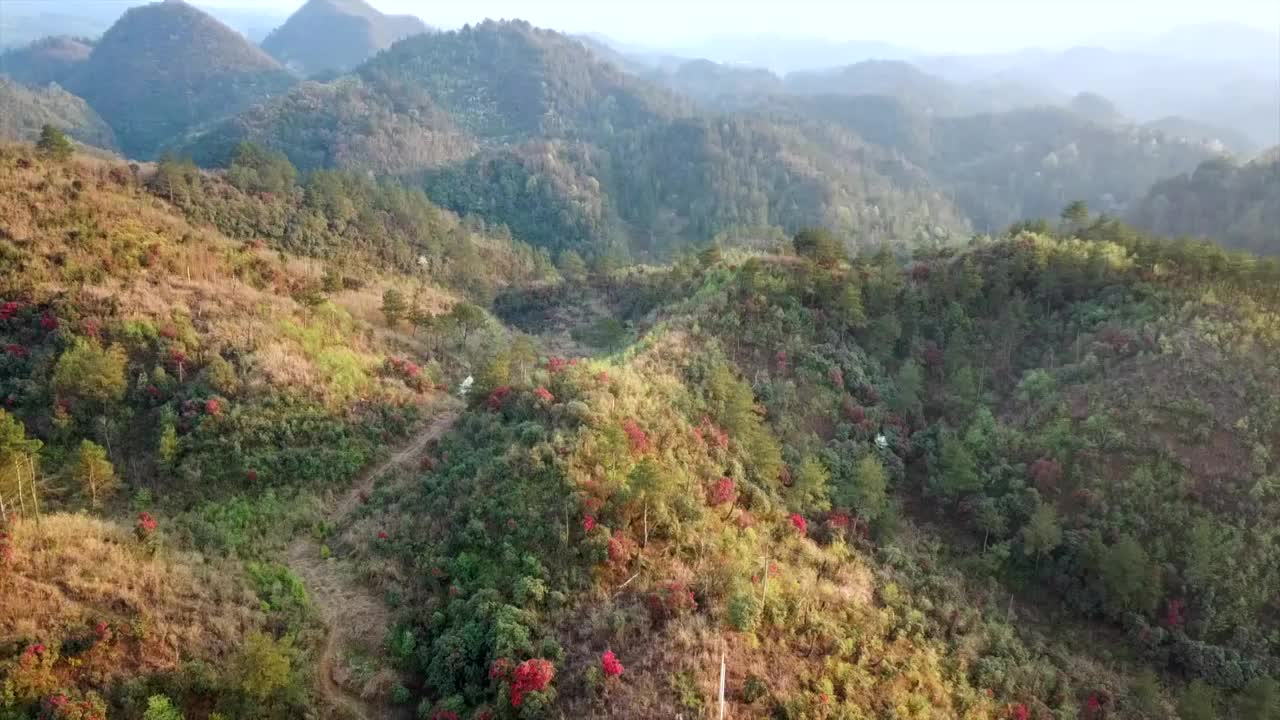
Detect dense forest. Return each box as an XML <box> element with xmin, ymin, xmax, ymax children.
<box><xmin>0</xmin><ymin>2</ymin><xmax>1278</xmax><ymax>718</ymax></box>
<box><xmin>1129</xmin><ymin>152</ymin><xmax>1280</xmax><ymax>255</ymax></box>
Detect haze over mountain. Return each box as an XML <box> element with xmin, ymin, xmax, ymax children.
<box><xmin>261</xmin><ymin>0</ymin><xmax>429</xmax><ymax>76</ymax></box>
<box><xmin>66</xmin><ymin>1</ymin><xmax>296</xmax><ymax>159</ymax></box>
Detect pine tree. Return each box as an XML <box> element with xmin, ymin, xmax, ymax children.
<box><xmin>37</xmin><ymin>124</ymin><xmax>73</xmax><ymax>160</ymax></box>
<box><xmin>72</xmin><ymin>439</ymin><xmax>116</xmax><ymax>508</ymax></box>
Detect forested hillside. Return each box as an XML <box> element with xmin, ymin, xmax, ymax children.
<box><xmin>0</xmin><ymin>77</ymin><xmax>118</xmax><ymax>151</ymax></box>
<box><xmin>1129</xmin><ymin>153</ymin><xmax>1280</xmax><ymax>255</ymax></box>
<box><xmin>66</xmin><ymin>1</ymin><xmax>296</xmax><ymax>159</ymax></box>
<box><xmin>0</xmin><ymin>36</ymin><xmax>93</xmax><ymax>87</ymax></box>
<box><xmin>184</xmin><ymin>20</ymin><xmax>970</xmax><ymax>260</ymax></box>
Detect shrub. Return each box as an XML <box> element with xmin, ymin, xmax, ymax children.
<box><xmin>600</xmin><ymin>650</ymin><xmax>624</xmax><ymax>678</ymax></box>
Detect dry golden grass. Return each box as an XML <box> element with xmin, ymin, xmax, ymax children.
<box><xmin>1</xmin><ymin>513</ymin><xmax>260</xmax><ymax>681</ymax></box>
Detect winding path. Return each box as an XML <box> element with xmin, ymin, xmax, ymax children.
<box><xmin>287</xmin><ymin>409</ymin><xmax>459</xmax><ymax>720</ymax></box>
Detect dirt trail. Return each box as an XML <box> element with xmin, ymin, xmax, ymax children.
<box><xmin>287</xmin><ymin>409</ymin><xmax>459</xmax><ymax>720</ymax></box>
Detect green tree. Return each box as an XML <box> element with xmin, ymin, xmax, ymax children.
<box><xmin>448</xmin><ymin>302</ymin><xmax>487</xmax><ymax>348</ymax></box>
<box><xmin>557</xmin><ymin>250</ymin><xmax>588</xmax><ymax>286</ymax></box>
<box><xmin>623</xmin><ymin>457</ymin><xmax>677</xmax><ymax>547</ymax></box>
<box><xmin>72</xmin><ymin>439</ymin><xmax>116</xmax><ymax>508</ymax></box>
<box><xmin>52</xmin><ymin>339</ymin><xmax>128</xmax><ymax>414</ymax></box>
<box><xmin>37</xmin><ymin>124</ymin><xmax>73</xmax><ymax>160</ymax></box>
<box><xmin>933</xmin><ymin>432</ymin><xmax>982</xmax><ymax>501</ymax></box>
<box><xmin>698</xmin><ymin>244</ymin><xmax>723</xmax><ymax>270</ymax></box>
<box><xmin>793</xmin><ymin>228</ymin><xmax>845</xmax><ymax>268</ymax></box>
<box><xmin>1099</xmin><ymin>534</ymin><xmax>1162</xmax><ymax>615</ymax></box>
<box><xmin>381</xmin><ymin>288</ymin><xmax>408</xmax><ymax>328</ymax></box>
<box><xmin>142</xmin><ymin>695</ymin><xmax>184</xmax><ymax>720</ymax></box>
<box><xmin>1130</xmin><ymin>669</ymin><xmax>1164</xmax><ymax>718</ymax></box>
<box><xmin>892</xmin><ymin>360</ymin><xmax>924</xmax><ymax>417</ymax></box>
<box><xmin>232</xmin><ymin>632</ymin><xmax>292</xmax><ymax>702</ymax></box>
<box><xmin>1022</xmin><ymin>502</ymin><xmax>1062</xmax><ymax>561</ymax></box>
<box><xmin>788</xmin><ymin>456</ymin><xmax>831</xmax><ymax>514</ymax></box>
<box><xmin>0</xmin><ymin>410</ymin><xmax>43</xmax><ymax>519</ymax></box>
<box><xmin>509</xmin><ymin>336</ymin><xmax>538</xmax><ymax>385</ymax></box>
<box><xmin>1061</xmin><ymin>200</ymin><xmax>1090</xmax><ymax>227</ymax></box>
<box><xmin>836</xmin><ymin>282</ymin><xmax>867</xmax><ymax>330</ymax></box>
<box><xmin>1238</xmin><ymin>676</ymin><xmax>1280</xmax><ymax>720</ymax></box>
<box><xmin>1178</xmin><ymin>680</ymin><xmax>1219</xmax><ymax>720</ymax></box>
<box><xmin>837</xmin><ymin>455</ymin><xmax>887</xmax><ymax>521</ymax></box>
<box><xmin>157</xmin><ymin>419</ymin><xmax>179</xmax><ymax>471</ymax></box>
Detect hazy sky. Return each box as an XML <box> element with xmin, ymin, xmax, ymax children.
<box><xmin>199</xmin><ymin>0</ymin><xmax>1280</xmax><ymax>52</ymax></box>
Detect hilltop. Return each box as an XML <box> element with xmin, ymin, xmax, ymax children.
<box><xmin>262</xmin><ymin>0</ymin><xmax>429</xmax><ymax>77</ymax></box>
<box><xmin>67</xmin><ymin>0</ymin><xmax>296</xmax><ymax>159</ymax></box>
<box><xmin>0</xmin><ymin>36</ymin><xmax>93</xmax><ymax>87</ymax></box>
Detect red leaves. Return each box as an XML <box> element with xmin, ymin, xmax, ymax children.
<box><xmin>509</xmin><ymin>658</ymin><xmax>555</xmax><ymax>707</ymax></box>
<box><xmin>910</xmin><ymin>262</ymin><xmax>932</xmax><ymax>282</ymax></box>
<box><xmin>601</xmin><ymin>650</ymin><xmax>624</xmax><ymax>678</ymax></box>
<box><xmin>647</xmin><ymin>582</ymin><xmax>697</xmax><ymax>622</ymax></box>
<box><xmin>0</xmin><ymin>301</ymin><xmax>21</xmax><ymax>321</ymax></box>
<box><xmin>774</xmin><ymin>350</ymin><xmax>789</xmax><ymax>374</ymax></box>
<box><xmin>695</xmin><ymin>416</ymin><xmax>729</xmax><ymax>450</ymax></box>
<box><xmin>135</xmin><ymin>512</ymin><xmax>157</xmax><ymax>541</ymax></box>
<box><xmin>204</xmin><ymin>398</ymin><xmax>222</xmax><ymax>417</ymax></box>
<box><xmin>377</xmin><ymin>531</ymin><xmax>390</xmax><ymax>541</ymax></box>
<box><xmin>710</xmin><ymin>477</ymin><xmax>736</xmax><ymax>506</ymax></box>
<box><xmin>828</xmin><ymin>513</ymin><xmax>850</xmax><ymax>530</ymax></box>
<box><xmin>547</xmin><ymin>357</ymin><xmax>577</xmax><ymax>374</ymax></box>
<box><xmin>39</xmin><ymin>312</ymin><xmax>59</xmax><ymax>332</ymax></box>
<box><xmin>245</xmin><ymin>469</ymin><xmax>259</xmax><ymax>482</ymax></box>
<box><xmin>490</xmin><ymin>657</ymin><xmax>514</xmax><ymax>681</ymax></box>
<box><xmin>622</xmin><ymin>419</ymin><xmax>649</xmax><ymax>455</ymax></box>
<box><xmin>94</xmin><ymin>621</ymin><xmax>112</xmax><ymax>642</ymax></box>
<box><xmin>3</xmin><ymin>344</ymin><xmax>28</xmax><ymax>359</ymax></box>
<box><xmin>167</xmin><ymin>348</ymin><xmax>187</xmax><ymax>371</ymax></box>
<box><xmin>922</xmin><ymin>343</ymin><xmax>944</xmax><ymax>371</ymax></box>
<box><xmin>790</xmin><ymin>513</ymin><xmax>808</xmax><ymax>537</ymax></box>
<box><xmin>430</xmin><ymin>712</ymin><xmax>459</xmax><ymax>720</ymax></box>
<box><xmin>384</xmin><ymin>357</ymin><xmax>428</xmax><ymax>392</ymax></box>
<box><xmin>533</xmin><ymin>387</ymin><xmax>555</xmax><ymax>404</ymax></box>
<box><xmin>1165</xmin><ymin>598</ymin><xmax>1187</xmax><ymax>628</ymax></box>
<box><xmin>606</xmin><ymin>531</ymin><xmax>636</xmax><ymax>569</ymax></box>
<box><xmin>487</xmin><ymin>386</ymin><xmax>512</xmax><ymax>411</ymax></box>
<box><xmin>842</xmin><ymin>396</ymin><xmax>866</xmax><ymax>424</ymax></box>
<box><xmin>1010</xmin><ymin>704</ymin><xmax>1030</xmax><ymax>720</ymax></box>
<box><xmin>582</xmin><ymin>516</ymin><xmax>597</xmax><ymax>532</ymax></box>
<box><xmin>828</xmin><ymin>367</ymin><xmax>845</xmax><ymax>389</ymax></box>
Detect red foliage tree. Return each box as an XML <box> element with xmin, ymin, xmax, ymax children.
<box><xmin>509</xmin><ymin>658</ymin><xmax>555</xmax><ymax>707</ymax></box>
<box><xmin>790</xmin><ymin>513</ymin><xmax>808</xmax><ymax>536</ymax></box>
<box><xmin>710</xmin><ymin>477</ymin><xmax>736</xmax><ymax>506</ymax></box>
<box><xmin>601</xmin><ymin>650</ymin><xmax>624</xmax><ymax>678</ymax></box>
<box><xmin>487</xmin><ymin>386</ymin><xmax>513</xmax><ymax>411</ymax></box>
<box><xmin>533</xmin><ymin>387</ymin><xmax>555</xmax><ymax>403</ymax></box>
<box><xmin>622</xmin><ymin>419</ymin><xmax>649</xmax><ymax>455</ymax></box>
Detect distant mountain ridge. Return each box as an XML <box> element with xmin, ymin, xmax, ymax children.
<box><xmin>0</xmin><ymin>36</ymin><xmax>94</xmax><ymax>87</ymax></box>
<box><xmin>66</xmin><ymin>0</ymin><xmax>296</xmax><ymax>159</ymax></box>
<box><xmin>262</xmin><ymin>0</ymin><xmax>428</xmax><ymax>77</ymax></box>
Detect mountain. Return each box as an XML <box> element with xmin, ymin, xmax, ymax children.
<box><xmin>641</xmin><ymin>59</ymin><xmax>784</xmax><ymax>108</ymax></box>
<box><xmin>186</xmin><ymin>20</ymin><xmax>969</xmax><ymax>259</ymax></box>
<box><xmin>1143</xmin><ymin>115</ymin><xmax>1259</xmax><ymax>156</ymax></box>
<box><xmin>67</xmin><ymin>0</ymin><xmax>296</xmax><ymax>159</ymax></box>
<box><xmin>923</xmin><ymin>45</ymin><xmax>1280</xmax><ymax>148</ymax></box>
<box><xmin>261</xmin><ymin>0</ymin><xmax>429</xmax><ymax>77</ymax></box>
<box><xmin>0</xmin><ymin>36</ymin><xmax>93</xmax><ymax>87</ymax></box>
<box><xmin>783</xmin><ymin>59</ymin><xmax>1058</xmax><ymax>116</ymax></box>
<box><xmin>673</xmin><ymin>33</ymin><xmax>918</xmax><ymax>73</ymax></box>
<box><xmin>1129</xmin><ymin>152</ymin><xmax>1280</xmax><ymax>254</ymax></box>
<box><xmin>0</xmin><ymin>76</ymin><xmax>117</xmax><ymax>150</ymax></box>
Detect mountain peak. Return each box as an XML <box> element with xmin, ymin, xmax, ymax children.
<box><xmin>68</xmin><ymin>0</ymin><xmax>294</xmax><ymax>158</ymax></box>
<box><xmin>262</xmin><ymin>0</ymin><xmax>428</xmax><ymax>77</ymax></box>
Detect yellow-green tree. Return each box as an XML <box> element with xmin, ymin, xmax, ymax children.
<box><xmin>0</xmin><ymin>410</ymin><xmax>43</xmax><ymax>519</ymax></box>
<box><xmin>52</xmin><ymin>339</ymin><xmax>128</xmax><ymax>414</ymax></box>
<box><xmin>72</xmin><ymin>439</ymin><xmax>117</xmax><ymax>508</ymax></box>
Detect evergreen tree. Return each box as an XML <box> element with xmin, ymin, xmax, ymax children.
<box><xmin>37</xmin><ymin>124</ymin><xmax>73</xmax><ymax>160</ymax></box>
<box><xmin>72</xmin><ymin>439</ymin><xmax>116</xmax><ymax>508</ymax></box>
